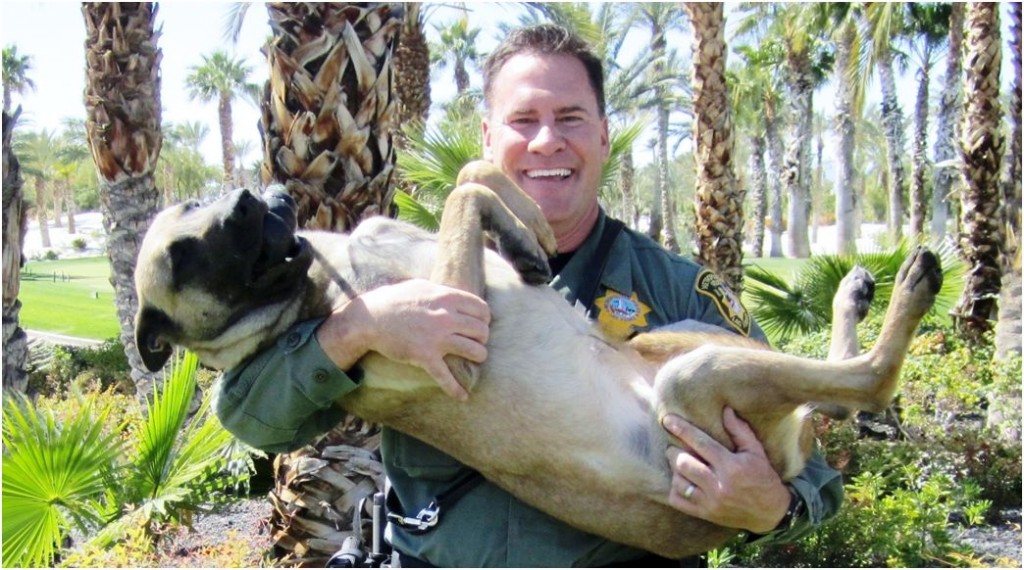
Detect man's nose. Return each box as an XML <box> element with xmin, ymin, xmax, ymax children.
<box><xmin>527</xmin><ymin>123</ymin><xmax>566</xmax><ymax>155</ymax></box>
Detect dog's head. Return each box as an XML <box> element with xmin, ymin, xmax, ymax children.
<box><xmin>134</xmin><ymin>187</ymin><xmax>313</xmax><ymax>371</ymax></box>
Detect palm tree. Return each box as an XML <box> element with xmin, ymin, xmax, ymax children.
<box><xmin>729</xmin><ymin>55</ymin><xmax>769</xmax><ymax>258</ymax></box>
<box><xmin>823</xmin><ymin>3</ymin><xmax>865</xmax><ymax>256</ymax></box>
<box><xmin>864</xmin><ymin>3</ymin><xmax>911</xmax><ymax>243</ymax></box>
<box><xmin>258</xmin><ymin>3</ymin><xmax>401</xmax><ymax>563</ymax></box>
<box><xmin>736</xmin><ymin>4</ymin><xmax>830</xmax><ymax>258</ymax></box>
<box><xmin>430</xmin><ymin>17</ymin><xmax>481</xmax><ymax>98</ymax></box>
<box><xmin>2</xmin><ymin>45</ymin><xmax>35</xmax><ymax>114</ymax></box>
<box><xmin>906</xmin><ymin>3</ymin><xmax>951</xmax><ymax>238</ymax></box>
<box><xmin>953</xmin><ymin>2</ymin><xmax>1003</xmax><ymax>342</ymax></box>
<box><xmin>684</xmin><ymin>3</ymin><xmax>744</xmax><ymax>291</ymax></box>
<box><xmin>185</xmin><ymin>51</ymin><xmax>255</xmax><ymax>189</ymax></box>
<box><xmin>81</xmin><ymin>2</ymin><xmax>163</xmax><ymax>396</ymax></box>
<box><xmin>2</xmin><ymin>108</ymin><xmax>28</xmax><ymax>393</ymax></box>
<box><xmin>393</xmin><ymin>3</ymin><xmax>431</xmax><ymax>144</ymax></box>
<box><xmin>625</xmin><ymin>3</ymin><xmax>687</xmax><ymax>249</ymax></box>
<box><xmin>931</xmin><ymin>2</ymin><xmax>965</xmax><ymax>242</ymax></box>
<box><xmin>13</xmin><ymin>129</ymin><xmax>60</xmax><ymax>248</ymax></box>
<box><xmin>996</xmin><ymin>1</ymin><xmax>1022</xmax><ymax>359</ymax></box>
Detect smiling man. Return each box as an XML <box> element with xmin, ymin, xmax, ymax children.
<box><xmin>215</xmin><ymin>24</ymin><xmax>843</xmax><ymax>567</ymax></box>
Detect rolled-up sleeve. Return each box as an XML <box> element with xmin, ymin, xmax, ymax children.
<box><xmin>213</xmin><ymin>317</ymin><xmax>363</xmax><ymax>453</ymax></box>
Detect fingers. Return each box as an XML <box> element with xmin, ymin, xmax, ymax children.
<box><xmin>424</xmin><ymin>359</ymin><xmax>470</xmax><ymax>401</ymax></box>
<box><xmin>721</xmin><ymin>407</ymin><xmax>764</xmax><ymax>455</ymax></box>
<box><xmin>662</xmin><ymin>413</ymin><xmax>728</xmax><ymax>464</ymax></box>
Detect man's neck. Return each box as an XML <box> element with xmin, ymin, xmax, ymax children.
<box><xmin>554</xmin><ymin>203</ymin><xmax>600</xmax><ymax>253</ymax></box>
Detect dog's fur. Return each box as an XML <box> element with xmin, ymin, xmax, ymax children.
<box><xmin>134</xmin><ymin>161</ymin><xmax>941</xmax><ymax>558</ymax></box>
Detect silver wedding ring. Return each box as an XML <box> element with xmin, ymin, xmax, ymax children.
<box><xmin>683</xmin><ymin>483</ymin><xmax>697</xmax><ymax>499</ymax></box>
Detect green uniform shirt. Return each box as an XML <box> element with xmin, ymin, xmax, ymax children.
<box><xmin>215</xmin><ymin>210</ymin><xmax>844</xmax><ymax>567</ymax></box>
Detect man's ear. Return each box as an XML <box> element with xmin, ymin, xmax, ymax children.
<box><xmin>481</xmin><ymin>116</ymin><xmax>493</xmax><ymax>159</ymax></box>
<box><xmin>600</xmin><ymin>116</ymin><xmax>610</xmax><ymax>160</ymax></box>
<box><xmin>135</xmin><ymin>306</ymin><xmax>177</xmax><ymax>372</ymax></box>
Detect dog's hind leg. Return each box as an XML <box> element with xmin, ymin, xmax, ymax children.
<box><xmin>430</xmin><ymin>179</ymin><xmax>554</xmax><ymax>390</ymax></box>
<box><xmin>653</xmin><ymin>248</ymin><xmax>941</xmax><ymax>478</ymax></box>
<box><xmin>817</xmin><ymin>266</ymin><xmax>876</xmax><ymax>418</ymax></box>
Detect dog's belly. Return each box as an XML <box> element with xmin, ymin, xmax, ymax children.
<box><xmin>340</xmin><ymin>275</ymin><xmax>735</xmax><ymax>557</ymax></box>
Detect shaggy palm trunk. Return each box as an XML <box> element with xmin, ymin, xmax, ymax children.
<box><xmin>996</xmin><ymin>1</ymin><xmax>1022</xmax><ymax>359</ymax></box>
<box><xmin>766</xmin><ymin>112</ymin><xmax>785</xmax><ymax>258</ymax></box>
<box><xmin>82</xmin><ymin>3</ymin><xmax>163</xmax><ymax>396</ymax></box>
<box><xmin>878</xmin><ymin>46</ymin><xmax>909</xmax><ymax>243</ymax></box>
<box><xmin>392</xmin><ymin>3</ymin><xmax>430</xmax><ymax>147</ymax></box>
<box><xmin>647</xmin><ymin>25</ymin><xmax>667</xmax><ymax>245</ymax></box>
<box><xmin>909</xmin><ymin>61</ymin><xmax>932</xmax><ymax>238</ymax></box>
<box><xmin>782</xmin><ymin>52</ymin><xmax>812</xmax><ymax>258</ymax></box>
<box><xmin>748</xmin><ymin>132</ymin><xmax>767</xmax><ymax>258</ymax></box>
<box><xmin>954</xmin><ymin>2</ymin><xmax>1003</xmax><ymax>342</ymax></box>
<box><xmin>932</xmin><ymin>3</ymin><xmax>965</xmax><ymax>242</ymax></box>
<box><xmin>218</xmin><ymin>93</ymin><xmax>236</xmax><ymax>189</ymax></box>
<box><xmin>2</xmin><ymin>109</ymin><xmax>28</xmax><ymax>393</ymax></box>
<box><xmin>686</xmin><ymin>2</ymin><xmax>744</xmax><ymax>289</ymax></box>
<box><xmin>260</xmin><ymin>4</ymin><xmax>400</xmax><ymax>565</ymax></box>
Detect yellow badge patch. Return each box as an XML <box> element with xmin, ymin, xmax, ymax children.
<box><xmin>695</xmin><ymin>269</ymin><xmax>751</xmax><ymax>336</ymax></box>
<box><xmin>595</xmin><ymin>290</ymin><xmax>651</xmax><ymax>339</ymax></box>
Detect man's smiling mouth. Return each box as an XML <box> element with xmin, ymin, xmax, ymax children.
<box><xmin>526</xmin><ymin>168</ymin><xmax>573</xmax><ymax>180</ymax></box>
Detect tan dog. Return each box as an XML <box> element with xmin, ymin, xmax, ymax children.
<box><xmin>134</xmin><ymin>161</ymin><xmax>941</xmax><ymax>557</ymax></box>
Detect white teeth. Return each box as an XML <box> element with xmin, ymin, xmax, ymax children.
<box><xmin>526</xmin><ymin>168</ymin><xmax>572</xmax><ymax>179</ymax></box>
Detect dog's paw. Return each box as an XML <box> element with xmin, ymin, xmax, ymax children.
<box><xmin>892</xmin><ymin>247</ymin><xmax>942</xmax><ymax>319</ymax></box>
<box><xmin>834</xmin><ymin>266</ymin><xmax>875</xmax><ymax>323</ymax></box>
<box><xmin>498</xmin><ymin>234</ymin><xmax>552</xmax><ymax>286</ymax></box>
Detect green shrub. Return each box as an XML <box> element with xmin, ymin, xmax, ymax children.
<box><xmin>71</xmin><ymin>237</ymin><xmax>88</xmax><ymax>251</ymax></box>
<box><xmin>727</xmin><ymin>314</ymin><xmax>1022</xmax><ymax>567</ymax></box>
<box><xmin>2</xmin><ymin>353</ymin><xmax>254</xmax><ymax>567</ymax></box>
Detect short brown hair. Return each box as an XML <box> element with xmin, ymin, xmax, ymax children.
<box><xmin>482</xmin><ymin>24</ymin><xmax>606</xmax><ymax>117</ymax></box>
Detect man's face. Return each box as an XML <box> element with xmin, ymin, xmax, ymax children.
<box><xmin>482</xmin><ymin>53</ymin><xmax>610</xmax><ymax>235</ymax></box>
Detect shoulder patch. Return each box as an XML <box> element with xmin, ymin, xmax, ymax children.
<box><xmin>695</xmin><ymin>269</ymin><xmax>751</xmax><ymax>336</ymax></box>
<box><xmin>595</xmin><ymin>289</ymin><xmax>651</xmax><ymax>340</ymax></box>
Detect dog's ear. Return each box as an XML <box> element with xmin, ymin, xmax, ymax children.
<box><xmin>135</xmin><ymin>306</ymin><xmax>177</xmax><ymax>371</ymax></box>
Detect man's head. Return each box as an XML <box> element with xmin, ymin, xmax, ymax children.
<box><xmin>482</xmin><ymin>25</ymin><xmax>606</xmax><ymax>118</ymax></box>
<box><xmin>481</xmin><ymin>25</ymin><xmax>610</xmax><ymax>252</ymax></box>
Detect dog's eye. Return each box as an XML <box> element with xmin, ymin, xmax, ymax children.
<box><xmin>168</xmin><ymin>237</ymin><xmax>205</xmax><ymax>291</ymax></box>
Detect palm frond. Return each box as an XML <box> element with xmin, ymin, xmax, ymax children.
<box><xmin>2</xmin><ymin>393</ymin><xmax>123</xmax><ymax>568</ymax></box>
<box><xmin>397</xmin><ymin>122</ymin><xmax>481</xmax><ymax>201</ymax></box>
<box><xmin>394</xmin><ymin>189</ymin><xmax>439</xmax><ymax>231</ymax></box>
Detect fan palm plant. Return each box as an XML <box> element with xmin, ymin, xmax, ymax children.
<box><xmin>745</xmin><ymin>242</ymin><xmax>965</xmax><ymax>344</ymax></box>
<box><xmin>1</xmin><ymin>352</ymin><xmax>252</xmax><ymax>568</ymax></box>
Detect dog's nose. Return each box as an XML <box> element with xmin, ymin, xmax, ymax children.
<box><xmin>226</xmin><ymin>189</ymin><xmax>262</xmax><ymax>224</ymax></box>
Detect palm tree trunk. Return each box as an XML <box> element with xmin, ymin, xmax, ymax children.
<box><xmin>834</xmin><ymin>21</ymin><xmax>858</xmax><ymax>256</ymax></box>
<box><xmin>393</xmin><ymin>3</ymin><xmax>430</xmax><ymax>149</ymax></box>
<box><xmin>766</xmin><ymin>112</ymin><xmax>785</xmax><ymax>258</ymax></box>
<box><xmin>932</xmin><ymin>3</ymin><xmax>965</xmax><ymax>243</ymax></box>
<box><xmin>954</xmin><ymin>1</ymin><xmax>1003</xmax><ymax>342</ymax></box>
<box><xmin>2</xmin><ymin>109</ymin><xmax>29</xmax><ymax>393</ymax></box>
<box><xmin>658</xmin><ymin>103</ymin><xmax>679</xmax><ymax>253</ymax></box>
<box><xmin>82</xmin><ymin>2</ymin><xmax>163</xmax><ymax>396</ymax></box>
<box><xmin>219</xmin><ymin>93</ymin><xmax>236</xmax><ymax>189</ymax></box>
<box><xmin>686</xmin><ymin>2</ymin><xmax>744</xmax><ymax>289</ymax></box>
<box><xmin>748</xmin><ymin>132</ymin><xmax>767</xmax><ymax>258</ymax></box>
<box><xmin>34</xmin><ymin>178</ymin><xmax>51</xmax><ymax>248</ymax></box>
<box><xmin>878</xmin><ymin>46</ymin><xmax>909</xmax><ymax>243</ymax></box>
<box><xmin>909</xmin><ymin>60</ymin><xmax>932</xmax><ymax>238</ymax></box>
<box><xmin>620</xmin><ymin>150</ymin><xmax>637</xmax><ymax>229</ymax></box>
<box><xmin>996</xmin><ymin>1</ymin><xmax>1022</xmax><ymax>359</ymax></box>
<box><xmin>260</xmin><ymin>4</ymin><xmax>401</xmax><ymax>564</ymax></box>
<box><xmin>782</xmin><ymin>53</ymin><xmax>812</xmax><ymax>258</ymax></box>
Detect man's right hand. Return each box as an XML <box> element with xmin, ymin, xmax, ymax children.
<box><xmin>315</xmin><ymin>279</ymin><xmax>491</xmax><ymax>400</ymax></box>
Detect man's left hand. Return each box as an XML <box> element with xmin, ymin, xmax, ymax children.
<box><xmin>662</xmin><ymin>407</ymin><xmax>790</xmax><ymax>534</ymax></box>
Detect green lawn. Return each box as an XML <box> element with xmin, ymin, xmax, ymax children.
<box><xmin>18</xmin><ymin>256</ymin><xmax>120</xmax><ymax>340</ymax></box>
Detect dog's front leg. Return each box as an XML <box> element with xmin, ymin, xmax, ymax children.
<box><xmin>430</xmin><ymin>181</ymin><xmax>553</xmax><ymax>392</ymax></box>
